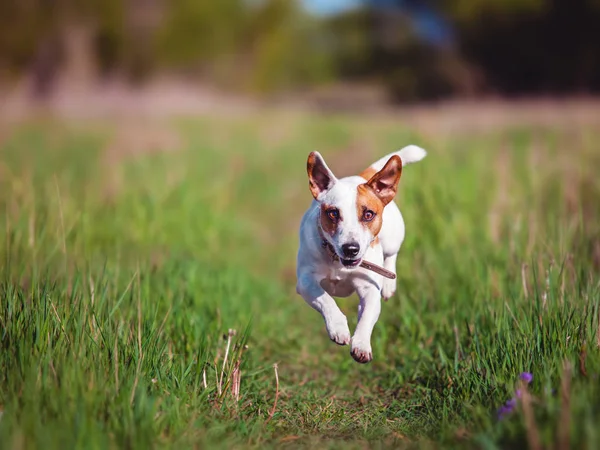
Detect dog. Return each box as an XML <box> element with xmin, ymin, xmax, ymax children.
<box><xmin>295</xmin><ymin>145</ymin><xmax>427</xmax><ymax>363</ymax></box>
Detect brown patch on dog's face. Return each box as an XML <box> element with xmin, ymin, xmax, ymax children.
<box><xmin>370</xmin><ymin>236</ymin><xmax>380</xmax><ymax>247</ymax></box>
<box><xmin>359</xmin><ymin>166</ymin><xmax>377</xmax><ymax>180</ymax></box>
<box><xmin>355</xmin><ymin>155</ymin><xmax>403</xmax><ymax>240</ymax></box>
<box><xmin>320</xmin><ymin>203</ymin><xmax>341</xmax><ymax>236</ymax></box>
<box><xmin>356</xmin><ymin>184</ymin><xmax>384</xmax><ymax>237</ymax></box>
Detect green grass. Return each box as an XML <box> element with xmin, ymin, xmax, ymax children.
<box><xmin>1</xmin><ymin>113</ymin><xmax>599</xmax><ymax>449</ymax></box>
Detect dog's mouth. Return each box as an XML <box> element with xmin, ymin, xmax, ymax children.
<box><xmin>341</xmin><ymin>258</ymin><xmax>361</xmax><ymax>268</ymax></box>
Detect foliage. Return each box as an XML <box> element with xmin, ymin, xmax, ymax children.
<box><xmin>0</xmin><ymin>0</ymin><xmax>333</xmax><ymax>93</ymax></box>
<box><xmin>2</xmin><ymin>0</ymin><xmax>600</xmax><ymax>98</ymax></box>
<box><xmin>326</xmin><ymin>8</ymin><xmax>466</xmax><ymax>101</ymax></box>
<box><xmin>448</xmin><ymin>0</ymin><xmax>600</xmax><ymax>95</ymax></box>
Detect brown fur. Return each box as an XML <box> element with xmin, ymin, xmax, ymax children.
<box><xmin>312</xmin><ymin>154</ymin><xmax>402</xmax><ymax>241</ymax></box>
<box><xmin>307</xmin><ymin>152</ymin><xmax>332</xmax><ymax>199</ymax></box>
<box><xmin>356</xmin><ymin>155</ymin><xmax>403</xmax><ymax>239</ymax></box>
<box><xmin>356</xmin><ymin>184</ymin><xmax>384</xmax><ymax>237</ymax></box>
<box><xmin>320</xmin><ymin>203</ymin><xmax>340</xmax><ymax>236</ymax></box>
<box><xmin>365</xmin><ymin>155</ymin><xmax>402</xmax><ymax>206</ymax></box>
<box><xmin>359</xmin><ymin>166</ymin><xmax>377</xmax><ymax>181</ymax></box>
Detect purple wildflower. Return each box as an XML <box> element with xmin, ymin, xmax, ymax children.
<box><xmin>497</xmin><ymin>398</ymin><xmax>517</xmax><ymax>419</ymax></box>
<box><xmin>515</xmin><ymin>389</ymin><xmax>522</xmax><ymax>399</ymax></box>
<box><xmin>496</xmin><ymin>372</ymin><xmax>533</xmax><ymax>420</ymax></box>
<box><xmin>519</xmin><ymin>372</ymin><xmax>533</xmax><ymax>384</ymax></box>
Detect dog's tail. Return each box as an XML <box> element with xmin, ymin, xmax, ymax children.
<box><xmin>358</xmin><ymin>145</ymin><xmax>427</xmax><ymax>180</ymax></box>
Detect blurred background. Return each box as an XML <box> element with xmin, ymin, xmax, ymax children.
<box><xmin>2</xmin><ymin>2</ymin><xmax>600</xmax><ymax>448</ymax></box>
<box><xmin>2</xmin><ymin>0</ymin><xmax>600</xmax><ymax>116</ymax></box>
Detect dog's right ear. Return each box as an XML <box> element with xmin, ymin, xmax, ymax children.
<box><xmin>307</xmin><ymin>151</ymin><xmax>337</xmax><ymax>200</ymax></box>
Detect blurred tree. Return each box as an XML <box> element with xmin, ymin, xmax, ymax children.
<box><xmin>245</xmin><ymin>0</ymin><xmax>333</xmax><ymax>92</ymax></box>
<box><xmin>0</xmin><ymin>0</ymin><xmax>332</xmax><ymax>94</ymax></box>
<box><xmin>326</xmin><ymin>6</ymin><xmax>475</xmax><ymax>101</ymax></box>
<box><xmin>0</xmin><ymin>0</ymin><xmax>59</xmax><ymax>91</ymax></box>
<box><xmin>1</xmin><ymin>0</ymin><xmax>599</xmax><ymax>101</ymax></box>
<box><xmin>91</xmin><ymin>0</ymin><xmax>126</xmax><ymax>78</ymax></box>
<box><xmin>156</xmin><ymin>0</ymin><xmax>246</xmax><ymax>69</ymax></box>
<box><xmin>0</xmin><ymin>0</ymin><xmax>133</xmax><ymax>92</ymax></box>
<box><xmin>442</xmin><ymin>0</ymin><xmax>545</xmax><ymax>22</ymax></box>
<box><xmin>156</xmin><ymin>0</ymin><xmax>332</xmax><ymax>92</ymax></box>
<box><xmin>361</xmin><ymin>0</ymin><xmax>600</xmax><ymax>96</ymax></box>
<box><xmin>444</xmin><ymin>0</ymin><xmax>600</xmax><ymax>95</ymax></box>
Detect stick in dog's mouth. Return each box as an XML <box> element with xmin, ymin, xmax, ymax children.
<box><xmin>359</xmin><ymin>260</ymin><xmax>396</xmax><ymax>280</ymax></box>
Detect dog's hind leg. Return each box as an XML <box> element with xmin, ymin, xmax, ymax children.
<box><xmin>381</xmin><ymin>253</ymin><xmax>398</xmax><ymax>300</ymax></box>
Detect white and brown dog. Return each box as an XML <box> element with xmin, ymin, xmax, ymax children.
<box><xmin>296</xmin><ymin>146</ymin><xmax>427</xmax><ymax>363</ymax></box>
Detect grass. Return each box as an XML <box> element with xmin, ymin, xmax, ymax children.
<box><xmin>0</xmin><ymin>111</ymin><xmax>599</xmax><ymax>449</ymax></box>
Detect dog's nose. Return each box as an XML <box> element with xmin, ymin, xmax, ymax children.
<box><xmin>341</xmin><ymin>242</ymin><xmax>360</xmax><ymax>258</ymax></box>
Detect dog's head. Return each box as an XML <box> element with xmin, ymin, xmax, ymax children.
<box><xmin>307</xmin><ymin>151</ymin><xmax>402</xmax><ymax>268</ymax></box>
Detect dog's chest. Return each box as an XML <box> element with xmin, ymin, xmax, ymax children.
<box><xmin>319</xmin><ymin>269</ymin><xmax>355</xmax><ymax>298</ymax></box>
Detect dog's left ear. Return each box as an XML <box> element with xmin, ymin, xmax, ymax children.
<box><xmin>307</xmin><ymin>151</ymin><xmax>337</xmax><ymax>200</ymax></box>
<box><xmin>366</xmin><ymin>155</ymin><xmax>402</xmax><ymax>205</ymax></box>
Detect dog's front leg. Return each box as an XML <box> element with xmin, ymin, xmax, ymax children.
<box><xmin>296</xmin><ymin>272</ymin><xmax>351</xmax><ymax>346</ymax></box>
<box><xmin>350</xmin><ymin>283</ymin><xmax>382</xmax><ymax>363</ymax></box>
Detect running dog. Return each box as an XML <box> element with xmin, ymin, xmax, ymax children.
<box><xmin>295</xmin><ymin>145</ymin><xmax>427</xmax><ymax>363</ymax></box>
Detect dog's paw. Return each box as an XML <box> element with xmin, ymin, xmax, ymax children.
<box><xmin>326</xmin><ymin>317</ymin><xmax>351</xmax><ymax>346</ymax></box>
<box><xmin>381</xmin><ymin>278</ymin><xmax>396</xmax><ymax>301</ymax></box>
<box><xmin>350</xmin><ymin>340</ymin><xmax>373</xmax><ymax>364</ymax></box>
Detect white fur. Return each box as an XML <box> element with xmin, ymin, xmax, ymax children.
<box><xmin>369</xmin><ymin>145</ymin><xmax>427</xmax><ymax>172</ymax></box>
<box><xmin>296</xmin><ymin>145</ymin><xmax>426</xmax><ymax>364</ymax></box>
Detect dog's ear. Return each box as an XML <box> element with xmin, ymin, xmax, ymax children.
<box><xmin>366</xmin><ymin>155</ymin><xmax>402</xmax><ymax>205</ymax></box>
<box><xmin>307</xmin><ymin>151</ymin><xmax>337</xmax><ymax>200</ymax></box>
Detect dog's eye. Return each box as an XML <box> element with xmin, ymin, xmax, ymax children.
<box><xmin>326</xmin><ymin>209</ymin><xmax>340</xmax><ymax>221</ymax></box>
<box><xmin>363</xmin><ymin>210</ymin><xmax>375</xmax><ymax>221</ymax></box>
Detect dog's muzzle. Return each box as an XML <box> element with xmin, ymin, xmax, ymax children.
<box><xmin>341</xmin><ymin>258</ymin><xmax>361</xmax><ymax>267</ymax></box>
<box><xmin>340</xmin><ymin>242</ymin><xmax>361</xmax><ymax>267</ymax></box>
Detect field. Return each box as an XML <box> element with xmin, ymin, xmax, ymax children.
<box><xmin>1</xmin><ymin>108</ymin><xmax>599</xmax><ymax>449</ymax></box>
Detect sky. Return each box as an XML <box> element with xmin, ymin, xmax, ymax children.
<box><xmin>301</xmin><ymin>0</ymin><xmax>364</xmax><ymax>16</ymax></box>
<box><xmin>301</xmin><ymin>0</ymin><xmax>454</xmax><ymax>46</ymax></box>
